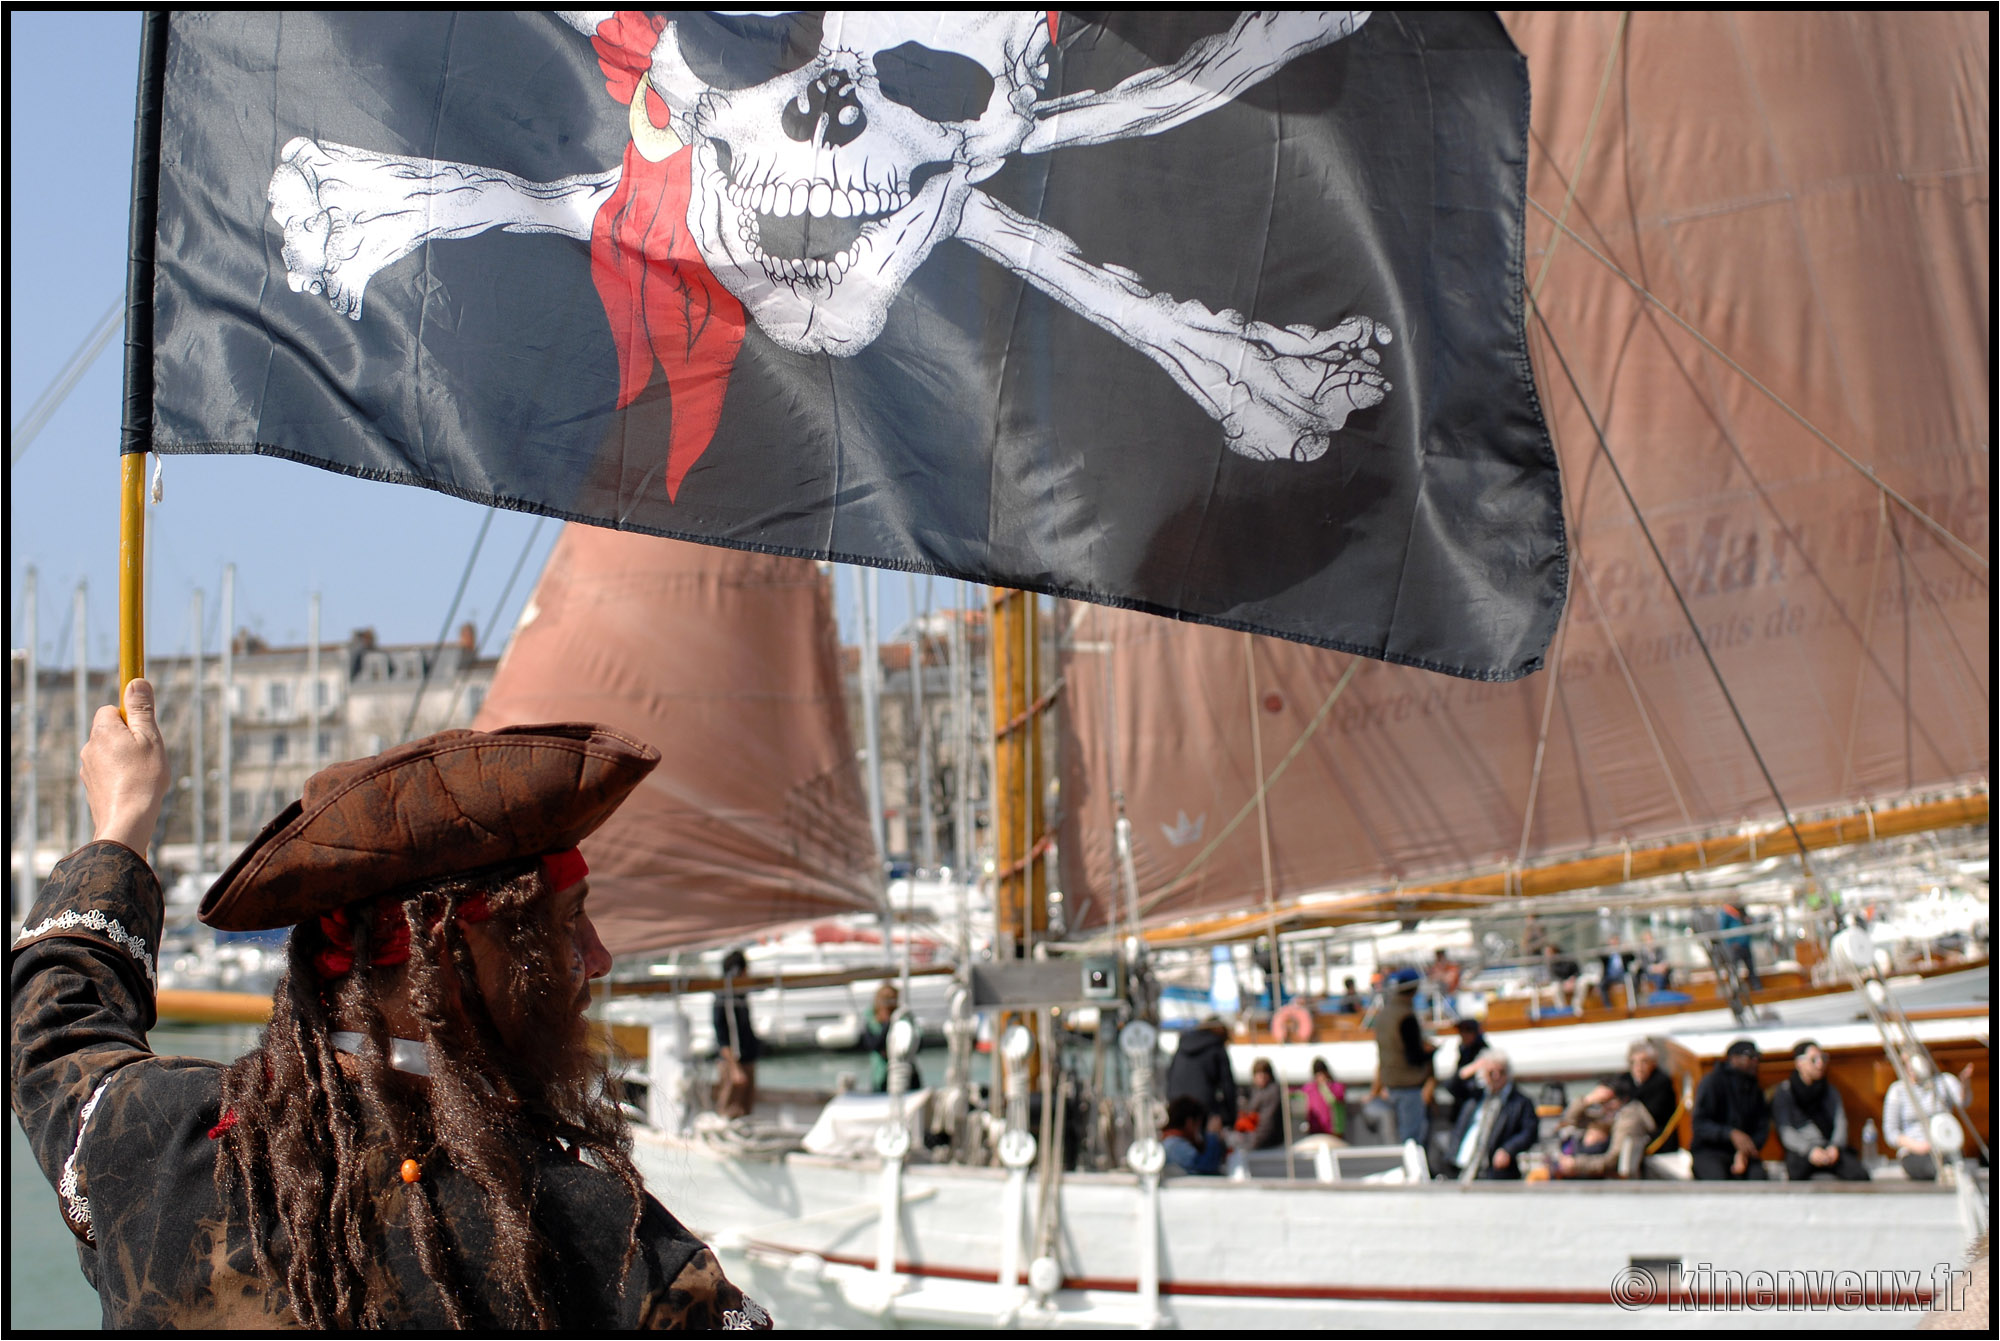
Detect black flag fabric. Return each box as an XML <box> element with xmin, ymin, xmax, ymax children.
<box><xmin>137</xmin><ymin>10</ymin><xmax>1564</xmax><ymax>680</ymax></box>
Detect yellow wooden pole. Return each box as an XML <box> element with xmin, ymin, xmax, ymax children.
<box><xmin>991</xmin><ymin>588</ymin><xmax>1025</xmax><ymax>955</ymax></box>
<box><xmin>118</xmin><ymin>452</ymin><xmax>146</xmax><ymax>715</ymax></box>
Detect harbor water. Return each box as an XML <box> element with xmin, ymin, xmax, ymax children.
<box><xmin>8</xmin><ymin>1021</ymin><xmax>946</xmax><ymax>1329</ymax></box>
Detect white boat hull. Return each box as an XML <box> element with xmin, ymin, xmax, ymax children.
<box><xmin>635</xmin><ymin>1132</ymin><xmax>1980</xmax><ymax>1330</ymax></box>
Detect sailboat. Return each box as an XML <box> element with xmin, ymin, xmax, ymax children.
<box><xmin>468</xmin><ymin>10</ymin><xmax>1988</xmax><ymax>1329</ymax></box>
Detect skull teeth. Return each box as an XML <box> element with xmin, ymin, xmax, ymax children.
<box><xmin>726</xmin><ymin>178</ymin><xmax>910</xmax><ymax>220</ymax></box>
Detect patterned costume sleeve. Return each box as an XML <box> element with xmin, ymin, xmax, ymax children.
<box><xmin>638</xmin><ymin>1246</ymin><xmax>774</xmax><ymax>1331</ymax></box>
<box><xmin>8</xmin><ymin>841</ymin><xmax>164</xmax><ymax>1244</ymax></box>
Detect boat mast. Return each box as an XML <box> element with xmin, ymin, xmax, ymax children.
<box><xmin>218</xmin><ymin>564</ymin><xmax>233</xmax><ymax>862</ymax></box>
<box><xmin>857</xmin><ymin>568</ymin><xmax>889</xmax><ymax>962</ymax></box>
<box><xmin>72</xmin><ymin>582</ymin><xmax>88</xmax><ymax>849</ymax></box>
<box><xmin>950</xmin><ymin>584</ymin><xmax>970</xmax><ymax>878</ymax></box>
<box><xmin>189</xmin><ymin>589</ymin><xmax>204</xmax><ymax>873</ymax></box>
<box><xmin>307</xmin><ymin>592</ymin><xmax>321</xmax><ymax>773</ymax></box>
<box><xmin>990</xmin><ymin>588</ymin><xmax>1048</xmax><ymax>958</ymax></box>
<box><xmin>20</xmin><ymin>567</ymin><xmax>39</xmax><ymax>918</ymax></box>
<box><xmin>907</xmin><ymin>574</ymin><xmax>935</xmax><ymax>872</ymax></box>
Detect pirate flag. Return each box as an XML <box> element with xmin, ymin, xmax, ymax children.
<box><xmin>134</xmin><ymin>11</ymin><xmax>1563</xmax><ymax>680</ymax></box>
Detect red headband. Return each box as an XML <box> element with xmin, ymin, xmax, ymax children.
<box><xmin>313</xmin><ymin>848</ymin><xmax>585</xmax><ymax>979</ymax></box>
<box><xmin>541</xmin><ymin>847</ymin><xmax>589</xmax><ymax>893</ymax></box>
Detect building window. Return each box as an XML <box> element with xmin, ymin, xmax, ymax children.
<box><xmin>317</xmin><ymin>730</ymin><xmax>334</xmax><ymax>758</ymax></box>
<box><xmin>362</xmin><ymin>651</ymin><xmax>389</xmax><ymax>681</ymax></box>
<box><xmin>316</xmin><ymin>677</ymin><xmax>335</xmax><ymax>709</ymax></box>
<box><xmin>271</xmin><ymin>733</ymin><xmax>289</xmax><ymax>762</ymax></box>
<box><xmin>228</xmin><ymin>685</ymin><xmax>244</xmax><ymax>715</ymax></box>
<box><xmin>230</xmin><ymin>790</ymin><xmax>249</xmax><ymax>820</ymax></box>
<box><xmin>232</xmin><ymin>734</ymin><xmax>249</xmax><ymax>764</ymax></box>
<box><xmin>464</xmin><ymin>685</ymin><xmax>486</xmax><ymax>718</ymax></box>
<box><xmin>267</xmin><ymin>681</ymin><xmax>291</xmax><ymax>714</ymax></box>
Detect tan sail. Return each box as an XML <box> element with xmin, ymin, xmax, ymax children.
<box><xmin>473</xmin><ymin>526</ymin><xmax>881</xmax><ymax>954</ymax></box>
<box><xmin>1058</xmin><ymin>10</ymin><xmax>1989</xmax><ymax>933</ymax></box>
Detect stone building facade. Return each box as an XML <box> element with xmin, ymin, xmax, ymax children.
<box><xmin>10</xmin><ymin>625</ymin><xmax>495</xmax><ymax>908</ymax></box>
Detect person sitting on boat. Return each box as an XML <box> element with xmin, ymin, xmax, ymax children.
<box><xmin>1637</xmin><ymin>930</ymin><xmax>1674</xmax><ymax>996</ymax></box>
<box><xmin>1439</xmin><ymin>1052</ymin><xmax>1538</xmax><ymax>1181</ymax></box>
<box><xmin>1368</xmin><ymin>969</ymin><xmax>1435</xmax><ymax>1146</ymax></box>
<box><xmin>1541</xmin><ymin>943</ymin><xmax>1581</xmax><ymax>1010</ymax></box>
<box><xmin>9</xmin><ymin>680</ymin><xmax>770</xmax><ymax>1330</ymax></box>
<box><xmin>1331</xmin><ymin>975</ymin><xmax>1365</xmax><ymax>1015</ymax></box>
<box><xmin>1160</xmin><ymin>1096</ymin><xmax>1226</xmax><ymax>1175</ymax></box>
<box><xmin>712</xmin><ymin>948</ymin><xmax>763</xmax><ymax>1119</ymax></box>
<box><xmin>1240</xmin><ymin>1058</ymin><xmax>1287</xmax><ymax>1150</ymax></box>
<box><xmin>1883</xmin><ymin>1055</ymin><xmax>1977</xmax><ymax>1181</ymax></box>
<box><xmin>1690</xmin><ymin>1039</ymin><xmax>1773</xmax><ymax>1180</ymax></box>
<box><xmin>1554</xmin><ymin>1075</ymin><xmax>1655</xmax><ymax>1179</ymax></box>
<box><xmin>861</xmin><ymin>983</ymin><xmax>921</xmax><ymax>1093</ymax></box>
<box><xmin>1771</xmin><ymin>1040</ymin><xmax>1870</xmax><ymax>1182</ymax></box>
<box><xmin>1166</xmin><ymin>1017</ymin><xmax>1238</xmax><ymax>1132</ymax></box>
<box><xmin>1303</xmin><ymin>1058</ymin><xmax>1347</xmax><ymax>1142</ymax></box>
<box><xmin>1569</xmin><ymin>1038</ymin><xmax>1679</xmax><ymax>1157</ymax></box>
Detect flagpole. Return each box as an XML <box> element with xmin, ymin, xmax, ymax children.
<box><xmin>118</xmin><ymin>453</ymin><xmax>146</xmax><ymax>712</ymax></box>
<box><xmin>119</xmin><ymin>12</ymin><xmax>170</xmax><ymax>716</ymax></box>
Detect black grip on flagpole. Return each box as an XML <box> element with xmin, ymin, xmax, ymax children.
<box><xmin>121</xmin><ymin>10</ymin><xmax>170</xmax><ymax>456</ymax></box>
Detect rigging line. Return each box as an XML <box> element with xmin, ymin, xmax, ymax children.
<box><xmin>1530</xmin><ymin>301</ymin><xmax>1817</xmax><ymax>882</ymax></box>
<box><xmin>1575</xmin><ymin>543</ymin><xmax>1696</xmax><ymax>833</ymax></box>
<box><xmin>1526</xmin><ymin>196</ymin><xmax>1989</xmax><ymax>580</ymax></box>
<box><xmin>1529</xmin><ymin>9</ymin><xmax>1629</xmax><ymax>303</ymax></box>
<box><xmin>1624</xmin><ymin>290</ymin><xmax>1968</xmax><ymax>778</ymax></box>
<box><xmin>398</xmin><ymin>508</ymin><xmax>495</xmax><ymax>743</ymax></box>
<box><xmin>1513</xmin><ymin>608</ymin><xmax>1571</xmax><ymax>872</ymax></box>
<box><xmin>1137</xmin><ymin>658</ymin><xmax>1361</xmax><ymax>919</ymax></box>
<box><xmin>1836</xmin><ymin>497</ymin><xmax>1890</xmax><ymax>800</ymax></box>
<box><xmin>1886</xmin><ymin>510</ymin><xmax>1914</xmax><ymax>794</ymax></box>
<box><xmin>437</xmin><ymin>515</ymin><xmax>546</xmax><ymax>711</ymax></box>
<box><xmin>11</xmin><ymin>296</ymin><xmax>124</xmax><ymax>465</ymax></box>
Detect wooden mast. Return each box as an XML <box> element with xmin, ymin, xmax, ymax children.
<box><xmin>990</xmin><ymin>588</ymin><xmax>1049</xmax><ymax>958</ymax></box>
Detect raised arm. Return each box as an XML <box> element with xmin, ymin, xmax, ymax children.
<box><xmin>9</xmin><ymin>680</ymin><xmax>171</xmax><ymax>1241</ymax></box>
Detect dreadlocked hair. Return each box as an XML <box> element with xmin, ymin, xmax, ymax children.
<box><xmin>214</xmin><ymin>859</ymin><xmax>646</xmax><ymax>1329</ymax></box>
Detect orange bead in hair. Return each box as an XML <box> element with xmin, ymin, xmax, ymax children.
<box><xmin>400</xmin><ymin>1159</ymin><xmax>420</xmax><ymax>1184</ymax></box>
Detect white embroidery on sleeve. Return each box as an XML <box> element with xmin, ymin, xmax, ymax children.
<box><xmin>14</xmin><ymin>909</ymin><xmax>157</xmax><ymax>985</ymax></box>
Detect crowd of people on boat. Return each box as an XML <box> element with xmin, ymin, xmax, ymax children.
<box><xmin>1152</xmin><ymin>1002</ymin><xmax>1980</xmax><ymax>1186</ymax></box>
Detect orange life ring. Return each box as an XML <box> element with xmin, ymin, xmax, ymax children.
<box><xmin>1272</xmin><ymin>1002</ymin><xmax>1314</xmax><ymax>1043</ymax></box>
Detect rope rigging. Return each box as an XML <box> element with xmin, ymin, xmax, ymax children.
<box><xmin>1530</xmin><ymin>300</ymin><xmax>1817</xmax><ymax>881</ymax></box>
<box><xmin>1527</xmin><ymin>197</ymin><xmax>1989</xmax><ymax>580</ymax></box>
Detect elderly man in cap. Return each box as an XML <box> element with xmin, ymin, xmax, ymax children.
<box><xmin>1367</xmin><ymin>968</ymin><xmax>1435</xmax><ymax>1146</ymax></box>
<box><xmin>10</xmin><ymin>680</ymin><xmax>770</xmax><ymax>1330</ymax></box>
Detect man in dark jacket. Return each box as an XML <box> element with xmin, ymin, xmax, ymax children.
<box><xmin>1166</xmin><ymin>1019</ymin><xmax>1238</xmax><ymax>1129</ymax></box>
<box><xmin>10</xmin><ymin>680</ymin><xmax>768</xmax><ymax>1330</ymax></box>
<box><xmin>1691</xmin><ymin>1039</ymin><xmax>1772</xmax><ymax>1180</ymax></box>
<box><xmin>1441</xmin><ymin>1052</ymin><xmax>1538</xmax><ymax>1180</ymax></box>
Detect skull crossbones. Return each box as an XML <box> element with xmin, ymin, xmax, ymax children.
<box><xmin>270</xmin><ymin>10</ymin><xmax>1392</xmax><ymax>464</ymax></box>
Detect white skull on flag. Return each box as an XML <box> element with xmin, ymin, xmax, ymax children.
<box><xmin>269</xmin><ymin>10</ymin><xmax>1394</xmax><ymax>487</ymax></box>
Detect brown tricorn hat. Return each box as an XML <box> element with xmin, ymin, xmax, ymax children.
<box><xmin>200</xmin><ymin>723</ymin><xmax>660</xmax><ymax>932</ymax></box>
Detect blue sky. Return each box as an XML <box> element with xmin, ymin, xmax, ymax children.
<box><xmin>8</xmin><ymin>11</ymin><xmax>941</xmax><ymax>672</ymax></box>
